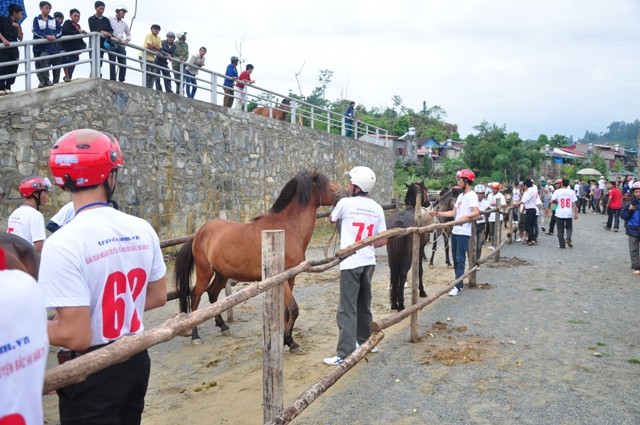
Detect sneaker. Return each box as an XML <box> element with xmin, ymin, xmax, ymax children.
<box><xmin>515</xmin><ymin>236</ymin><xmax>522</xmax><ymax>242</ymax></box>
<box><xmin>448</xmin><ymin>286</ymin><xmax>460</xmax><ymax>297</ymax></box>
<box><xmin>541</xmin><ymin>227</ymin><xmax>546</xmax><ymax>232</ymax></box>
<box><xmin>323</xmin><ymin>356</ymin><xmax>344</xmax><ymax>365</ymax></box>
<box><xmin>0</xmin><ymin>90</ymin><xmax>6</xmax><ymax>96</ymax></box>
<box><xmin>566</xmin><ymin>240</ymin><xmax>573</xmax><ymax>248</ymax></box>
<box><xmin>633</xmin><ymin>270</ymin><xmax>640</xmax><ymax>275</ymax></box>
<box><xmin>488</xmin><ymin>246</ymin><xmax>496</xmax><ymax>250</ymax></box>
<box><xmin>356</xmin><ymin>342</ymin><xmax>378</xmax><ymax>353</ymax></box>
<box><xmin>604</xmin><ymin>226</ymin><xmax>611</xmax><ymax>231</ymax></box>
<box><xmin>38</xmin><ymin>82</ymin><xmax>45</xmax><ymax>88</ymax></box>
<box><xmin>45</xmin><ymin>80</ymin><xmax>53</xmax><ymax>86</ymax></box>
<box><xmin>547</xmin><ymin>232</ymin><xmax>553</xmax><ymax>235</ymax></box>
<box><xmin>614</xmin><ymin>229</ymin><xmax>619</xmax><ymax>232</ymax></box>
<box><xmin>4</xmin><ymin>89</ymin><xmax>11</xmax><ymax>94</ymax></box>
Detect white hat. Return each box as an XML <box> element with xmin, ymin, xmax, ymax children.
<box><xmin>177</xmin><ymin>32</ymin><xmax>187</xmax><ymax>39</ymax></box>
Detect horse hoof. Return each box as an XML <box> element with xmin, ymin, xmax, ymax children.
<box><xmin>191</xmin><ymin>339</ymin><xmax>202</xmax><ymax>346</ymax></box>
<box><xmin>221</xmin><ymin>329</ymin><xmax>231</xmax><ymax>336</ymax></box>
<box><xmin>289</xmin><ymin>346</ymin><xmax>305</xmax><ymax>355</ymax></box>
<box><xmin>419</xmin><ymin>291</ymin><xmax>428</xmax><ymax>298</ymax></box>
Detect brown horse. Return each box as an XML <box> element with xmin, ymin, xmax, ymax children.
<box><xmin>0</xmin><ymin>233</ymin><xmax>40</xmax><ymax>280</ymax></box>
<box><xmin>385</xmin><ymin>182</ymin><xmax>432</xmax><ymax>311</ymax></box>
<box><xmin>252</xmin><ymin>98</ymin><xmax>291</xmax><ymax>121</ymax></box>
<box><xmin>429</xmin><ymin>187</ymin><xmax>459</xmax><ymax>266</ymax></box>
<box><xmin>174</xmin><ymin>169</ymin><xmax>343</xmax><ymax>352</ymax></box>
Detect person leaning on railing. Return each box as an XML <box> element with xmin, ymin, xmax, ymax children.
<box><xmin>32</xmin><ymin>1</ymin><xmax>62</xmax><ymax>88</ymax></box>
<box><xmin>0</xmin><ymin>3</ymin><xmax>24</xmax><ymax>95</ymax></box>
<box><xmin>185</xmin><ymin>46</ymin><xmax>206</xmax><ymax>99</ymax></box>
<box><xmin>60</xmin><ymin>8</ymin><xmax>87</xmax><ymax>82</ymax></box>
<box><xmin>138</xmin><ymin>23</ymin><xmax>162</xmax><ymax>89</ymax></box>
<box><xmin>172</xmin><ymin>32</ymin><xmax>188</xmax><ymax>95</ymax></box>
<box><xmin>108</xmin><ymin>5</ymin><xmax>131</xmax><ymax>83</ymax></box>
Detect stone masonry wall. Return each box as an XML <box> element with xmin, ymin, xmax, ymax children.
<box><xmin>0</xmin><ymin>79</ymin><xmax>394</xmax><ymax>239</ymax></box>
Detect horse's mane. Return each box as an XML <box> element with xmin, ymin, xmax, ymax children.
<box><xmin>404</xmin><ymin>182</ymin><xmax>428</xmax><ymax>209</ymax></box>
<box><xmin>252</xmin><ymin>170</ymin><xmax>329</xmax><ymax>220</ymax></box>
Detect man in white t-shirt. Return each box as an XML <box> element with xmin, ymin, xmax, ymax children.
<box><xmin>515</xmin><ymin>179</ymin><xmax>538</xmax><ymax>245</ymax></box>
<box><xmin>0</xmin><ymin>247</ymin><xmax>48</xmax><ymax>425</ymax></box>
<box><xmin>324</xmin><ymin>166</ymin><xmax>387</xmax><ymax>365</ymax></box>
<box><xmin>431</xmin><ymin>169</ymin><xmax>479</xmax><ymax>297</ymax></box>
<box><xmin>46</xmin><ymin>200</ymin><xmax>75</xmax><ymax>233</ymax></box>
<box><xmin>6</xmin><ymin>176</ymin><xmax>52</xmax><ymax>252</ymax></box>
<box><xmin>474</xmin><ymin>184</ymin><xmax>489</xmax><ymax>261</ymax></box>
<box><xmin>486</xmin><ymin>182</ymin><xmax>506</xmax><ymax>249</ymax></box>
<box><xmin>40</xmin><ymin>129</ymin><xmax>167</xmax><ymax>424</ymax></box>
<box><xmin>550</xmin><ymin>178</ymin><xmax>578</xmax><ymax>249</ymax></box>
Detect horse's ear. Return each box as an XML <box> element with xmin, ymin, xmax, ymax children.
<box><xmin>311</xmin><ymin>169</ymin><xmax>318</xmax><ymax>180</ymax></box>
<box><xmin>405</xmin><ymin>183</ymin><xmax>410</xmax><ymax>189</ymax></box>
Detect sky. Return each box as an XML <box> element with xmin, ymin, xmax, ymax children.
<box><xmin>21</xmin><ymin>0</ymin><xmax>640</xmax><ymax>140</ymax></box>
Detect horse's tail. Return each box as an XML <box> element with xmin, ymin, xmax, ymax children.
<box><xmin>174</xmin><ymin>237</ymin><xmax>195</xmax><ymax>314</ymax></box>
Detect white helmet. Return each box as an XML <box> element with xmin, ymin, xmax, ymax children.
<box><xmin>474</xmin><ymin>184</ymin><xmax>486</xmax><ymax>193</ymax></box>
<box><xmin>345</xmin><ymin>166</ymin><xmax>376</xmax><ymax>193</ymax></box>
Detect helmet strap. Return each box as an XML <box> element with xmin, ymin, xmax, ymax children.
<box><xmin>33</xmin><ymin>192</ymin><xmax>41</xmax><ymax>210</ymax></box>
<box><xmin>103</xmin><ymin>169</ymin><xmax>119</xmax><ymax>210</ymax></box>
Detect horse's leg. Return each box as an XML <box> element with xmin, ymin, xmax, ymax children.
<box><xmin>206</xmin><ymin>273</ymin><xmax>231</xmax><ymax>335</ymax></box>
<box><xmin>419</xmin><ymin>248</ymin><xmax>427</xmax><ymax>297</ymax></box>
<box><xmin>283</xmin><ymin>279</ymin><xmax>303</xmax><ymax>354</ymax></box>
<box><xmin>429</xmin><ymin>237</ymin><xmax>437</xmax><ymax>266</ymax></box>
<box><xmin>189</xmin><ymin>261</ymin><xmax>214</xmax><ymax>345</ymax></box>
<box><xmin>444</xmin><ymin>232</ymin><xmax>452</xmax><ymax>267</ymax></box>
<box><xmin>396</xmin><ymin>268</ymin><xmax>409</xmax><ymax>311</ymax></box>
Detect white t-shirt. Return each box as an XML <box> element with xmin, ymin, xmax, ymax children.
<box><xmin>6</xmin><ymin>205</ymin><xmax>46</xmax><ymax>245</ymax></box>
<box><xmin>487</xmin><ymin>191</ymin><xmax>506</xmax><ymax>222</ymax></box>
<box><xmin>49</xmin><ymin>201</ymin><xmax>75</xmax><ymax>227</ymax></box>
<box><xmin>40</xmin><ymin>207</ymin><xmax>167</xmax><ymax>347</ymax></box>
<box><xmin>521</xmin><ymin>187</ymin><xmax>538</xmax><ymax>209</ymax></box>
<box><xmin>551</xmin><ymin>188</ymin><xmax>578</xmax><ymax>219</ymax></box>
<box><xmin>0</xmin><ymin>270</ymin><xmax>48</xmax><ymax>425</ymax></box>
<box><xmin>477</xmin><ymin>198</ymin><xmax>490</xmax><ymax>224</ymax></box>
<box><xmin>452</xmin><ymin>190</ymin><xmax>479</xmax><ymax>236</ymax></box>
<box><xmin>512</xmin><ymin>187</ymin><xmax>521</xmax><ymax>203</ymax></box>
<box><xmin>331</xmin><ymin>196</ymin><xmax>386</xmax><ymax>271</ymax></box>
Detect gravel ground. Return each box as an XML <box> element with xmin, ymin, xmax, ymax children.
<box><xmin>296</xmin><ymin>212</ymin><xmax>640</xmax><ymax>425</ymax></box>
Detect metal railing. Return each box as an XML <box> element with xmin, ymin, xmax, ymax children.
<box><xmin>0</xmin><ymin>32</ymin><xmax>390</xmax><ymax>142</ymax></box>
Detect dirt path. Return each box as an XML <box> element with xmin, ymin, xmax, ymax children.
<box><xmin>43</xmin><ymin>213</ymin><xmax>640</xmax><ymax>424</ymax></box>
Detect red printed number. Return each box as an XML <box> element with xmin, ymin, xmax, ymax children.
<box><xmin>101</xmin><ymin>268</ymin><xmax>147</xmax><ymax>339</ymax></box>
<box><xmin>352</xmin><ymin>222</ymin><xmax>375</xmax><ymax>242</ymax></box>
<box><xmin>0</xmin><ymin>414</ymin><xmax>26</xmax><ymax>425</ymax></box>
<box><xmin>559</xmin><ymin>198</ymin><xmax>571</xmax><ymax>208</ymax></box>
<box><xmin>7</xmin><ymin>228</ymin><xmax>13</xmax><ymax>234</ymax></box>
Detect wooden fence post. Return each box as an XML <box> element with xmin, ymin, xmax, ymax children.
<box><xmin>495</xmin><ymin>200</ymin><xmax>502</xmax><ymax>262</ymax></box>
<box><xmin>468</xmin><ymin>219</ymin><xmax>477</xmax><ymax>287</ymax></box>
<box><xmin>262</xmin><ymin>230</ymin><xmax>285</xmax><ymax>423</ymax></box>
<box><xmin>410</xmin><ymin>194</ymin><xmax>422</xmax><ymax>342</ymax></box>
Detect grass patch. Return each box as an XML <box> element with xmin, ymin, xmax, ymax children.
<box><xmin>628</xmin><ymin>359</ymin><xmax>640</xmax><ymax>365</ymax></box>
<box><xmin>596</xmin><ymin>342</ymin><xmax>606</xmax><ymax>347</ymax></box>
<box><xmin>532</xmin><ymin>288</ymin><xmax>545</xmax><ymax>291</ymax></box>
<box><xmin>567</xmin><ymin>320</ymin><xmax>586</xmax><ymax>324</ymax></box>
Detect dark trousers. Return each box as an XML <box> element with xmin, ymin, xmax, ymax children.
<box><xmin>57</xmin><ymin>349</ymin><xmax>150</xmax><ymax>425</ymax></box>
<box><xmin>0</xmin><ymin>50</ymin><xmax>18</xmax><ymax>90</ymax></box>
<box><xmin>525</xmin><ymin>208</ymin><xmax>537</xmax><ymax>242</ymax></box>
<box><xmin>601</xmin><ymin>194</ymin><xmax>608</xmax><ymax>214</ymax></box>
<box><xmin>336</xmin><ymin>265</ymin><xmax>374</xmax><ymax>359</ymax></box>
<box><xmin>345</xmin><ymin>119</ymin><xmax>354</xmax><ymax>138</ymax></box>
<box><xmin>184</xmin><ymin>70</ymin><xmax>197</xmax><ymax>98</ymax></box>
<box><xmin>607</xmin><ymin>208</ymin><xmax>621</xmax><ymax>230</ymax></box>
<box><xmin>109</xmin><ymin>46</ymin><xmax>127</xmax><ymax>81</ymax></box>
<box><xmin>578</xmin><ymin>198</ymin><xmax>587</xmax><ymax>213</ymax></box>
<box><xmin>223</xmin><ymin>86</ymin><xmax>235</xmax><ymax>107</ymax></box>
<box><xmin>556</xmin><ymin>217</ymin><xmax>573</xmax><ymax>248</ymax></box>
<box><xmin>629</xmin><ymin>235</ymin><xmax>640</xmax><ymax>270</ymax></box>
<box><xmin>34</xmin><ymin>51</ymin><xmax>53</xmax><ymax>83</ymax></box>
<box><xmin>548</xmin><ymin>210</ymin><xmax>556</xmax><ymax>234</ymax></box>
<box><xmin>144</xmin><ymin>64</ymin><xmax>158</xmax><ymax>89</ymax></box>
<box><xmin>156</xmin><ymin>63</ymin><xmax>172</xmax><ymax>92</ymax></box>
<box><xmin>451</xmin><ymin>234</ymin><xmax>470</xmax><ymax>290</ymax></box>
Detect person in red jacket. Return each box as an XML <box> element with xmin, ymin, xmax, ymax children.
<box><xmin>605</xmin><ymin>180</ymin><xmax>622</xmax><ymax>232</ymax></box>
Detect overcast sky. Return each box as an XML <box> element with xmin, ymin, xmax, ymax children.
<box><xmin>30</xmin><ymin>0</ymin><xmax>640</xmax><ymax>140</ymax></box>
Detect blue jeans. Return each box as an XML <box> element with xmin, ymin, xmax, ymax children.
<box><xmin>185</xmin><ymin>70</ymin><xmax>197</xmax><ymax>98</ymax></box>
<box><xmin>451</xmin><ymin>234</ymin><xmax>470</xmax><ymax>290</ymax></box>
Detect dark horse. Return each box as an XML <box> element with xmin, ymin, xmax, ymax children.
<box><xmin>0</xmin><ymin>233</ymin><xmax>40</xmax><ymax>279</ymax></box>
<box><xmin>252</xmin><ymin>98</ymin><xmax>291</xmax><ymax>121</ymax></box>
<box><xmin>429</xmin><ymin>187</ymin><xmax>458</xmax><ymax>266</ymax></box>
<box><xmin>386</xmin><ymin>182</ymin><xmax>432</xmax><ymax>311</ymax></box>
<box><xmin>174</xmin><ymin>170</ymin><xmax>342</xmax><ymax>352</ymax></box>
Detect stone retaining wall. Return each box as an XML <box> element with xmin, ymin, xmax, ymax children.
<box><xmin>0</xmin><ymin>79</ymin><xmax>394</xmax><ymax>239</ymax></box>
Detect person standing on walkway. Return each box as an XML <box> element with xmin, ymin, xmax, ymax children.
<box><xmin>605</xmin><ymin>180</ymin><xmax>622</xmax><ymax>232</ymax></box>
<box><xmin>234</xmin><ymin>63</ymin><xmax>255</xmax><ymax>110</ymax></box>
<box><xmin>0</xmin><ymin>3</ymin><xmax>23</xmax><ymax>95</ymax></box>
<box><xmin>475</xmin><ymin>184</ymin><xmax>489</xmax><ymax>261</ymax></box>
<box><xmin>622</xmin><ymin>182</ymin><xmax>640</xmax><ymax>275</ymax></box>
<box><xmin>108</xmin><ymin>5</ymin><xmax>131</xmax><ymax>82</ymax></box>
<box><xmin>139</xmin><ymin>24</ymin><xmax>161</xmax><ymax>89</ymax></box>
<box><xmin>547</xmin><ymin>179</ymin><xmax>562</xmax><ymax>235</ymax></box>
<box><xmin>6</xmin><ymin>176</ymin><xmax>52</xmax><ymax>253</ymax></box>
<box><xmin>323</xmin><ymin>166</ymin><xmax>387</xmax><ymax>365</ymax></box>
<box><xmin>32</xmin><ymin>1</ymin><xmax>62</xmax><ymax>88</ymax></box>
<box><xmin>515</xmin><ymin>179</ymin><xmax>538</xmax><ymax>245</ymax></box>
<box><xmin>185</xmin><ymin>46</ymin><xmax>206</xmax><ymax>98</ymax></box>
<box><xmin>550</xmin><ymin>178</ymin><xmax>578</xmax><ymax>249</ymax></box>
<box><xmin>223</xmin><ymin>55</ymin><xmax>239</xmax><ymax>107</ymax></box>
<box><xmin>41</xmin><ymin>128</ymin><xmax>167</xmax><ymax>424</ymax></box>
<box><xmin>172</xmin><ymin>32</ymin><xmax>188</xmax><ymax>94</ymax></box>
<box><xmin>430</xmin><ymin>169</ymin><xmax>479</xmax><ymax>296</ymax></box>
<box><xmin>344</xmin><ymin>101</ymin><xmax>356</xmax><ymax>138</ymax></box>
<box><xmin>486</xmin><ymin>182</ymin><xmax>506</xmax><ymax>249</ymax></box>
<box><xmin>87</xmin><ymin>1</ymin><xmax>114</xmax><ymax>79</ymax></box>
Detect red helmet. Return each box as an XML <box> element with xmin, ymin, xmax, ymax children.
<box><xmin>19</xmin><ymin>176</ymin><xmax>52</xmax><ymax>198</ymax></box>
<box><xmin>456</xmin><ymin>169</ymin><xmax>475</xmax><ymax>183</ymax></box>
<box><xmin>555</xmin><ymin>179</ymin><xmax>562</xmax><ymax>184</ymax></box>
<box><xmin>49</xmin><ymin>129</ymin><xmax>123</xmax><ymax>189</ymax></box>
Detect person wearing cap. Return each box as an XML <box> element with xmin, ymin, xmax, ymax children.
<box><xmin>323</xmin><ymin>166</ymin><xmax>387</xmax><ymax>365</ymax></box>
<box><xmin>108</xmin><ymin>5</ymin><xmax>131</xmax><ymax>82</ymax></box>
<box><xmin>41</xmin><ymin>129</ymin><xmax>167</xmax><ymax>424</ymax></box>
<box><xmin>0</xmin><ymin>248</ymin><xmax>48</xmax><ymax>425</ymax></box>
<box><xmin>0</xmin><ymin>3</ymin><xmax>23</xmax><ymax>95</ymax></box>
<box><xmin>88</xmin><ymin>1</ymin><xmax>115</xmax><ymax>80</ymax></box>
<box><xmin>234</xmin><ymin>63</ymin><xmax>255</xmax><ymax>109</ymax></box>
<box><xmin>431</xmin><ymin>169</ymin><xmax>479</xmax><ymax>296</ymax></box>
<box><xmin>6</xmin><ymin>176</ymin><xmax>52</xmax><ymax>253</ymax></box>
<box><xmin>185</xmin><ymin>46</ymin><xmax>206</xmax><ymax>98</ymax></box>
<box><xmin>172</xmin><ymin>32</ymin><xmax>189</xmax><ymax>94</ymax></box>
<box><xmin>139</xmin><ymin>24</ymin><xmax>161</xmax><ymax>88</ymax></box>
<box><xmin>155</xmin><ymin>31</ymin><xmax>176</xmax><ymax>92</ymax></box>
<box><xmin>223</xmin><ymin>55</ymin><xmax>239</xmax><ymax>107</ymax></box>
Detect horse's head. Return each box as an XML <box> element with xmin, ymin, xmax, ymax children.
<box><xmin>405</xmin><ymin>182</ymin><xmax>429</xmax><ymax>209</ymax></box>
<box><xmin>311</xmin><ymin>169</ymin><xmax>344</xmax><ymax>206</ymax></box>
<box><xmin>279</xmin><ymin>98</ymin><xmax>291</xmax><ymax>112</ymax></box>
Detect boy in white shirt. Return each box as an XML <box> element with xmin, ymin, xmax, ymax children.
<box><xmin>475</xmin><ymin>184</ymin><xmax>490</xmax><ymax>261</ymax></box>
<box><xmin>6</xmin><ymin>176</ymin><xmax>52</xmax><ymax>252</ymax></box>
<box><xmin>486</xmin><ymin>182</ymin><xmax>506</xmax><ymax>249</ymax></box>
